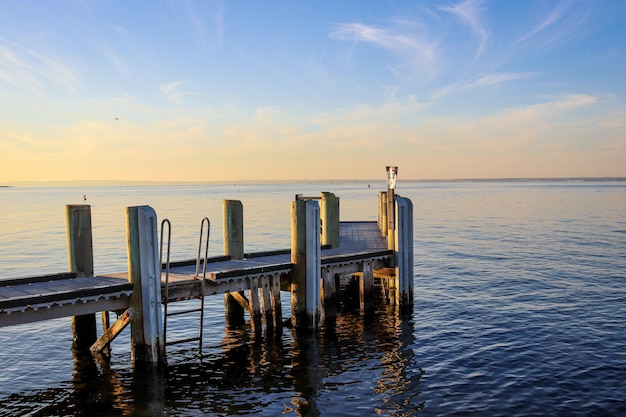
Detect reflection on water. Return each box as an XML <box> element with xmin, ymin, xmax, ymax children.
<box><xmin>0</xmin><ymin>294</ymin><xmax>422</xmax><ymax>417</ymax></box>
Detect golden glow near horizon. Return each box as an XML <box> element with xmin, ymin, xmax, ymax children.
<box><xmin>1</xmin><ymin>1</ymin><xmax>625</xmax><ymax>183</ymax></box>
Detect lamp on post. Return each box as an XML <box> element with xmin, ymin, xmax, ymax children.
<box><xmin>386</xmin><ymin>166</ymin><xmax>398</xmax><ymax>191</ymax></box>
<box><xmin>386</xmin><ymin>166</ymin><xmax>398</xmax><ymax>252</ymax></box>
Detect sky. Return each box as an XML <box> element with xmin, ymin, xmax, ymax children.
<box><xmin>1</xmin><ymin>0</ymin><xmax>625</xmax><ymax>183</ymax></box>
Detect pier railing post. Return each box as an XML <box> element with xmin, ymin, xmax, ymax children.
<box><xmin>379</xmin><ymin>191</ymin><xmax>388</xmax><ymax>236</ymax></box>
<box><xmin>66</xmin><ymin>204</ymin><xmax>97</xmax><ymax>350</ymax></box>
<box><xmin>126</xmin><ymin>205</ymin><xmax>164</xmax><ymax>366</ymax></box>
<box><xmin>223</xmin><ymin>200</ymin><xmax>246</xmax><ymax>327</ymax></box>
<box><xmin>291</xmin><ymin>198</ymin><xmax>321</xmax><ymax>330</ymax></box>
<box><xmin>387</xmin><ymin>188</ymin><xmax>395</xmax><ymax>256</ymax></box>
<box><xmin>395</xmin><ymin>197</ymin><xmax>414</xmax><ymax>311</ymax></box>
<box><xmin>320</xmin><ymin>192</ymin><xmax>340</xmax><ymax>249</ymax></box>
<box><xmin>321</xmin><ymin>267</ymin><xmax>337</xmax><ymax>323</ymax></box>
<box><xmin>386</xmin><ymin>166</ymin><xmax>398</xmax><ymax>265</ymax></box>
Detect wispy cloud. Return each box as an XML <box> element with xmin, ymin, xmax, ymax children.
<box><xmin>159</xmin><ymin>81</ymin><xmax>206</xmax><ymax>105</ymax></box>
<box><xmin>439</xmin><ymin>0</ymin><xmax>488</xmax><ymax>61</ymax></box>
<box><xmin>0</xmin><ymin>37</ymin><xmax>77</xmax><ymax>94</ymax></box>
<box><xmin>432</xmin><ymin>72</ymin><xmax>536</xmax><ymax>99</ymax></box>
<box><xmin>330</xmin><ymin>21</ymin><xmax>440</xmax><ymax>76</ymax></box>
<box><xmin>414</xmin><ymin>94</ymin><xmax>599</xmax><ymax>152</ymax></box>
<box><xmin>167</xmin><ymin>0</ymin><xmax>225</xmax><ymax>51</ymax></box>
<box><xmin>160</xmin><ymin>81</ymin><xmax>184</xmax><ymax>102</ymax></box>
<box><xmin>112</xmin><ymin>25</ymin><xmax>127</xmax><ymax>34</ymax></box>
<box><xmin>513</xmin><ymin>0</ymin><xmax>573</xmax><ymax>47</ymax></box>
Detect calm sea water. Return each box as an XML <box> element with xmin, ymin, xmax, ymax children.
<box><xmin>1</xmin><ymin>180</ymin><xmax>625</xmax><ymax>416</ymax></box>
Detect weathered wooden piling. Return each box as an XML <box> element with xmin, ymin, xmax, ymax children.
<box><xmin>387</xmin><ymin>192</ymin><xmax>395</xmax><ymax>254</ymax></box>
<box><xmin>126</xmin><ymin>206</ymin><xmax>164</xmax><ymax>365</ymax></box>
<box><xmin>395</xmin><ymin>197</ymin><xmax>414</xmax><ymax>309</ymax></box>
<box><xmin>291</xmin><ymin>198</ymin><xmax>321</xmax><ymax>330</ymax></box>
<box><xmin>66</xmin><ymin>204</ymin><xmax>97</xmax><ymax>350</ymax></box>
<box><xmin>378</xmin><ymin>191</ymin><xmax>388</xmax><ymax>236</ymax></box>
<box><xmin>376</xmin><ymin>167</ymin><xmax>414</xmax><ymax>311</ymax></box>
<box><xmin>223</xmin><ymin>200</ymin><xmax>246</xmax><ymax>327</ymax></box>
<box><xmin>386</xmin><ymin>166</ymin><xmax>398</xmax><ymax>258</ymax></box>
<box><xmin>320</xmin><ymin>191</ymin><xmax>340</xmax><ymax>321</ymax></box>
<box><xmin>320</xmin><ymin>192</ymin><xmax>340</xmax><ymax>249</ymax></box>
<box><xmin>223</xmin><ymin>200</ymin><xmax>244</xmax><ymax>259</ymax></box>
<box><xmin>321</xmin><ymin>267</ymin><xmax>338</xmax><ymax>322</ymax></box>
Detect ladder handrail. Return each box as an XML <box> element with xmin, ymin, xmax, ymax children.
<box><xmin>194</xmin><ymin>217</ymin><xmax>210</xmax><ymax>349</ymax></box>
<box><xmin>160</xmin><ymin>218</ymin><xmax>172</xmax><ymax>347</ymax></box>
<box><xmin>161</xmin><ymin>217</ymin><xmax>210</xmax><ymax>353</ymax></box>
<box><xmin>196</xmin><ymin>217</ymin><xmax>211</xmax><ymax>279</ymax></box>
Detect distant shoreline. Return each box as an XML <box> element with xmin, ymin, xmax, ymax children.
<box><xmin>2</xmin><ymin>177</ymin><xmax>625</xmax><ymax>188</ymax></box>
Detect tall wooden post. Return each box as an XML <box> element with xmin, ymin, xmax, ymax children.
<box><xmin>66</xmin><ymin>205</ymin><xmax>97</xmax><ymax>350</ymax></box>
<box><xmin>320</xmin><ymin>192</ymin><xmax>340</xmax><ymax>249</ymax></box>
<box><xmin>291</xmin><ymin>198</ymin><xmax>321</xmax><ymax>330</ymax></box>
<box><xmin>387</xmin><ymin>188</ymin><xmax>395</xmax><ymax>254</ymax></box>
<box><xmin>321</xmin><ymin>267</ymin><xmax>337</xmax><ymax>323</ymax></box>
<box><xmin>127</xmin><ymin>206</ymin><xmax>164</xmax><ymax>366</ymax></box>
<box><xmin>378</xmin><ymin>191</ymin><xmax>388</xmax><ymax>235</ymax></box>
<box><xmin>359</xmin><ymin>261</ymin><xmax>375</xmax><ymax>313</ymax></box>
<box><xmin>386</xmin><ymin>166</ymin><xmax>398</xmax><ymax>264</ymax></box>
<box><xmin>395</xmin><ymin>197</ymin><xmax>414</xmax><ymax>311</ymax></box>
<box><xmin>223</xmin><ymin>200</ymin><xmax>245</xmax><ymax>326</ymax></box>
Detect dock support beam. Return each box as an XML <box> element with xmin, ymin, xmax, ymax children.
<box><xmin>66</xmin><ymin>205</ymin><xmax>97</xmax><ymax>350</ymax></box>
<box><xmin>223</xmin><ymin>200</ymin><xmax>246</xmax><ymax>327</ymax></box>
<box><xmin>395</xmin><ymin>197</ymin><xmax>414</xmax><ymax>311</ymax></box>
<box><xmin>291</xmin><ymin>198</ymin><xmax>321</xmax><ymax>330</ymax></box>
<box><xmin>320</xmin><ymin>192</ymin><xmax>340</xmax><ymax>249</ymax></box>
<box><xmin>321</xmin><ymin>267</ymin><xmax>337</xmax><ymax>323</ymax></box>
<box><xmin>127</xmin><ymin>206</ymin><xmax>164</xmax><ymax>366</ymax></box>
<box><xmin>387</xmin><ymin>189</ymin><xmax>395</xmax><ymax>256</ymax></box>
<box><xmin>359</xmin><ymin>261</ymin><xmax>375</xmax><ymax>313</ymax></box>
<box><xmin>378</xmin><ymin>191</ymin><xmax>388</xmax><ymax>236</ymax></box>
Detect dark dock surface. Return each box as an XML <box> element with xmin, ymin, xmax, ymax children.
<box><xmin>0</xmin><ymin>222</ymin><xmax>391</xmax><ymax>327</ymax></box>
<box><xmin>0</xmin><ymin>273</ymin><xmax>132</xmax><ymax>327</ymax></box>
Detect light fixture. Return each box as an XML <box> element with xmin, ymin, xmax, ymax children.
<box><xmin>386</xmin><ymin>166</ymin><xmax>398</xmax><ymax>190</ymax></box>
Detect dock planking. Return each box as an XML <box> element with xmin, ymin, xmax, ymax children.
<box><xmin>0</xmin><ymin>188</ymin><xmax>414</xmax><ymax>365</ymax></box>
<box><xmin>161</xmin><ymin>222</ymin><xmax>390</xmax><ymax>299</ymax></box>
<box><xmin>0</xmin><ymin>274</ymin><xmax>132</xmax><ymax>327</ymax></box>
<box><xmin>0</xmin><ymin>222</ymin><xmax>390</xmax><ymax>327</ymax></box>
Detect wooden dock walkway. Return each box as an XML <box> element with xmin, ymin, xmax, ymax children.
<box><xmin>0</xmin><ymin>273</ymin><xmax>132</xmax><ymax>327</ymax></box>
<box><xmin>0</xmin><ymin>190</ymin><xmax>413</xmax><ymax>365</ymax></box>
<box><xmin>0</xmin><ymin>222</ymin><xmax>390</xmax><ymax>327</ymax></box>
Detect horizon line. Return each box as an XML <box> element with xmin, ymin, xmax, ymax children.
<box><xmin>2</xmin><ymin>176</ymin><xmax>626</xmax><ymax>187</ymax></box>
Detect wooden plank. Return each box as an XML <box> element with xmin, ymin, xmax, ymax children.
<box><xmin>248</xmin><ymin>278</ymin><xmax>262</xmax><ymax>334</ymax></box>
<box><xmin>321</xmin><ymin>249</ymin><xmax>392</xmax><ymax>265</ymax></box>
<box><xmin>374</xmin><ymin>267</ymin><xmax>395</xmax><ymax>279</ymax></box>
<box><xmin>165</xmin><ymin>255</ymin><xmax>232</xmax><ymax>269</ymax></box>
<box><xmin>260</xmin><ymin>276</ymin><xmax>273</xmax><ymax>331</ymax></box>
<box><xmin>0</xmin><ymin>281</ymin><xmax>133</xmax><ymax>310</ymax></box>
<box><xmin>230</xmin><ymin>291</ymin><xmax>250</xmax><ymax>311</ymax></box>
<box><xmin>0</xmin><ymin>285</ymin><xmax>36</xmax><ymax>299</ymax></box>
<box><xmin>244</xmin><ymin>249</ymin><xmax>290</xmax><ymax>259</ymax></box>
<box><xmin>0</xmin><ymin>272</ymin><xmax>77</xmax><ymax>287</ymax></box>
<box><xmin>321</xmin><ymin>267</ymin><xmax>337</xmax><ymax>322</ymax></box>
<box><xmin>0</xmin><ymin>294</ymin><xmax>130</xmax><ymax>327</ymax></box>
<box><xmin>210</xmin><ymin>263</ymin><xmax>293</xmax><ymax>280</ymax></box>
<box><xmin>271</xmin><ymin>273</ymin><xmax>282</xmax><ymax>329</ymax></box>
<box><xmin>90</xmin><ymin>309</ymin><xmax>131</xmax><ymax>352</ymax></box>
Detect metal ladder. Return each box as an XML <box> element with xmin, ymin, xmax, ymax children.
<box><xmin>161</xmin><ymin>217</ymin><xmax>210</xmax><ymax>352</ymax></box>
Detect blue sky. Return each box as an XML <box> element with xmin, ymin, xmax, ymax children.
<box><xmin>1</xmin><ymin>0</ymin><xmax>625</xmax><ymax>182</ymax></box>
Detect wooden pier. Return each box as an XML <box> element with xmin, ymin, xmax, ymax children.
<box><xmin>0</xmin><ymin>190</ymin><xmax>413</xmax><ymax>365</ymax></box>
